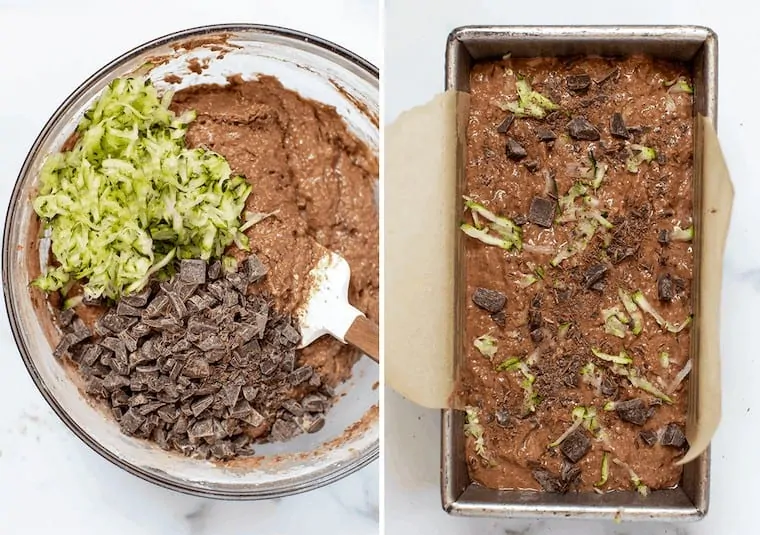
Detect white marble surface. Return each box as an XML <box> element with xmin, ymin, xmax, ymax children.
<box><xmin>384</xmin><ymin>0</ymin><xmax>759</xmax><ymax>533</ymax></box>
<box><xmin>0</xmin><ymin>1</ymin><xmax>378</xmax><ymax>533</ymax></box>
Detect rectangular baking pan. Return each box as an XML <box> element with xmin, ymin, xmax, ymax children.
<box><xmin>442</xmin><ymin>25</ymin><xmax>717</xmax><ymax>521</ymax></box>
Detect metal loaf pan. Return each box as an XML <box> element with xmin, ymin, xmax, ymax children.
<box><xmin>442</xmin><ymin>25</ymin><xmax>717</xmax><ymax>521</ymax></box>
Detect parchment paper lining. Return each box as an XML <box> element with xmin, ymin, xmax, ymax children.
<box><xmin>385</xmin><ymin>91</ymin><xmax>732</xmax><ymax>464</ymax></box>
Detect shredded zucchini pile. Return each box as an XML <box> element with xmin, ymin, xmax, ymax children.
<box><xmin>32</xmin><ymin>77</ymin><xmax>251</xmax><ymax>300</ymax></box>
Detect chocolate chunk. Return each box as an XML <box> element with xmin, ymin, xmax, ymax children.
<box><xmin>191</xmin><ymin>395</ymin><xmax>215</xmax><ymax>417</ymax></box>
<box><xmin>117</xmin><ymin>330</ymin><xmax>138</xmax><ymax>353</ymax></box>
<box><xmin>188</xmin><ymin>418</ymin><xmax>215</xmax><ymax>440</ymax></box>
<box><xmin>296</xmin><ymin>413</ymin><xmax>325</xmax><ymax>434</ymax></box>
<box><xmin>122</xmin><ymin>287</ymin><xmax>152</xmax><ymax>308</ymax></box>
<box><xmin>472</xmin><ymin>287</ymin><xmax>506</xmax><ymax>313</ymax></box>
<box><xmin>583</xmin><ymin>264</ymin><xmax>608</xmax><ymax>289</ymax></box>
<box><xmin>491</xmin><ymin>310</ymin><xmax>506</xmax><ymax>327</ymax></box>
<box><xmin>658</xmin><ymin>229</ymin><xmax>670</xmax><ymax>245</ymax></box>
<box><xmin>528</xmin><ymin>310</ymin><xmax>543</xmax><ymax>332</ymax></box>
<box><xmin>111</xmin><ymin>390</ymin><xmax>129</xmax><ymax>407</ymax></box>
<box><xmin>288</xmin><ymin>366</ymin><xmax>313</xmax><ymax>386</ymax></box>
<box><xmin>166</xmin><ymin>290</ymin><xmax>188</xmax><ymax>320</ymax></box>
<box><xmin>220</xmin><ymin>384</ymin><xmax>241</xmax><ymax>407</ymax></box>
<box><xmin>496</xmin><ymin>115</ymin><xmax>515</xmax><ymax>134</ymax></box>
<box><xmin>600</xmin><ymin>375</ymin><xmax>618</xmax><ymax>397</ymax></box>
<box><xmin>610</xmin><ymin>113</ymin><xmax>631</xmax><ymax>139</ymax></box>
<box><xmin>560</xmin><ymin>430</ymin><xmax>591</xmax><ymax>463</ymax></box>
<box><xmin>505</xmin><ymin>137</ymin><xmax>527</xmax><ymax>160</ymax></box>
<box><xmin>660</xmin><ymin>423</ymin><xmax>688</xmax><ymax>448</ymax></box>
<box><xmin>495</xmin><ymin>409</ymin><xmax>510</xmax><ymax>427</ymax></box>
<box><xmin>523</xmin><ymin>160</ymin><xmax>539</xmax><ymax>173</ymax></box>
<box><xmin>120</xmin><ymin>408</ymin><xmax>145</xmax><ymax>435</ymax></box>
<box><xmin>270</xmin><ymin>419</ymin><xmax>299</xmax><ymax>442</ymax></box>
<box><xmin>536</xmin><ymin>126</ymin><xmax>556</xmax><ymax>142</ymax></box>
<box><xmin>53</xmin><ymin>336</ymin><xmax>71</xmax><ymax>359</ymax></box>
<box><xmin>566</xmin><ymin>73</ymin><xmax>591</xmax><ymax>92</ymax></box>
<box><xmin>142</xmin><ymin>316</ymin><xmax>182</xmax><ymax>333</ymax></box>
<box><xmin>242</xmin><ymin>385</ymin><xmax>258</xmax><ymax>402</ymax></box>
<box><xmin>245</xmin><ymin>255</ymin><xmax>268</xmax><ymax>283</ymax></box>
<box><xmin>116</xmin><ymin>301</ymin><xmax>143</xmax><ymax>317</ymax></box>
<box><xmin>207</xmin><ymin>260</ymin><xmax>222</xmax><ymax>280</ymax></box>
<box><xmin>226</xmin><ymin>272</ymin><xmax>248</xmax><ymax>294</ymax></box>
<box><xmin>182</xmin><ymin>358</ymin><xmax>210</xmax><ymax>379</ymax></box>
<box><xmin>229</xmin><ymin>400</ymin><xmax>253</xmax><ymax>419</ymax></box>
<box><xmin>639</xmin><ymin>429</ymin><xmax>659</xmax><ymax>446</ymax></box>
<box><xmin>658</xmin><ymin>273</ymin><xmax>675</xmax><ymax>302</ymax></box>
<box><xmin>530</xmin><ymin>329</ymin><xmax>544</xmax><ymax>344</ymax></box>
<box><xmin>301</xmin><ymin>394</ymin><xmax>327</xmax><ymax>413</ymax></box>
<box><xmin>260</xmin><ymin>359</ymin><xmax>277</xmax><ymax>376</ymax></box>
<box><xmin>69</xmin><ymin>318</ymin><xmax>92</xmax><ymax>345</ymax></box>
<box><xmin>196</xmin><ymin>335</ymin><xmax>225</xmax><ymax>352</ymax></box>
<box><xmin>590</xmin><ymin>281</ymin><xmax>605</xmax><ymax>292</ymax></box>
<box><xmin>560</xmin><ymin>463</ymin><xmax>582</xmax><ymax>487</ymax></box>
<box><xmin>130</xmin><ymin>322</ymin><xmax>152</xmax><ymax>340</ymax></box>
<box><xmin>282</xmin><ymin>399</ymin><xmax>305</xmax><ymax>417</ymax></box>
<box><xmin>532</xmin><ymin>468</ymin><xmax>565</xmax><ymax>493</ymax></box>
<box><xmin>58</xmin><ymin>308</ymin><xmax>76</xmax><ymax>327</ymax></box>
<box><xmin>137</xmin><ymin>402</ymin><xmax>165</xmax><ymax>416</ymax></box>
<box><xmin>100</xmin><ymin>337</ymin><xmax>127</xmax><ymax>362</ymax></box>
<box><xmin>179</xmin><ymin>259</ymin><xmax>207</xmax><ymax>285</ymax></box>
<box><xmin>142</xmin><ymin>295</ymin><xmax>170</xmax><ymax>318</ymax></box>
<box><xmin>102</xmin><ymin>373</ymin><xmax>130</xmax><ymax>391</ymax></box>
<box><xmin>513</xmin><ymin>214</ymin><xmax>527</xmax><ymax>226</ymax></box>
<box><xmin>210</xmin><ymin>441</ymin><xmax>235</xmax><ymax>460</ymax></box>
<box><xmin>243</xmin><ymin>408</ymin><xmax>266</xmax><ymax>428</ymax></box>
<box><xmin>567</xmin><ymin>117</ymin><xmax>600</xmax><ymax>141</ymax></box>
<box><xmin>615</xmin><ymin>398</ymin><xmax>653</xmax><ymax>426</ymax></box>
<box><xmin>528</xmin><ymin>196</ymin><xmax>556</xmax><ymax>228</ymax></box>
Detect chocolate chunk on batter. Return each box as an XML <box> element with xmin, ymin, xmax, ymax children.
<box><xmin>536</xmin><ymin>126</ymin><xmax>557</xmax><ymax>142</ymax></box>
<box><xmin>560</xmin><ymin>430</ymin><xmax>591</xmax><ymax>463</ymax></box>
<box><xmin>566</xmin><ymin>73</ymin><xmax>591</xmax><ymax>92</ymax></box>
<box><xmin>528</xmin><ymin>197</ymin><xmax>556</xmax><ymax>228</ymax></box>
<box><xmin>658</xmin><ymin>273</ymin><xmax>675</xmax><ymax>302</ymax></box>
<box><xmin>472</xmin><ymin>287</ymin><xmax>507</xmax><ymax>313</ymax></box>
<box><xmin>615</xmin><ymin>398</ymin><xmax>653</xmax><ymax>426</ymax></box>
<box><xmin>610</xmin><ymin>112</ymin><xmax>631</xmax><ymax>139</ymax></box>
<box><xmin>567</xmin><ymin>117</ymin><xmax>600</xmax><ymax>141</ymax></box>
<box><xmin>660</xmin><ymin>423</ymin><xmax>688</xmax><ymax>449</ymax></box>
<box><xmin>496</xmin><ymin>115</ymin><xmax>515</xmax><ymax>134</ymax></box>
<box><xmin>506</xmin><ymin>137</ymin><xmax>527</xmax><ymax>160</ymax></box>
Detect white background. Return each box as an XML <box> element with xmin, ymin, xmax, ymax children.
<box><xmin>384</xmin><ymin>0</ymin><xmax>759</xmax><ymax>534</ymax></box>
<box><xmin>0</xmin><ymin>1</ymin><xmax>379</xmax><ymax>534</ymax></box>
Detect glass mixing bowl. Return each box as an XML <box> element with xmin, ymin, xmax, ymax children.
<box><xmin>2</xmin><ymin>24</ymin><xmax>378</xmax><ymax>499</ymax></box>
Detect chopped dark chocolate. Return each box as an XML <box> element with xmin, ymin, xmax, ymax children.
<box><xmin>657</xmin><ymin>273</ymin><xmax>675</xmax><ymax>302</ymax></box>
<box><xmin>69</xmin><ymin>318</ymin><xmax>92</xmax><ymax>345</ymax></box>
<box><xmin>536</xmin><ymin>126</ymin><xmax>557</xmax><ymax>142</ymax></box>
<box><xmin>494</xmin><ymin>408</ymin><xmax>510</xmax><ymax>428</ymax></box>
<box><xmin>583</xmin><ymin>264</ymin><xmax>608</xmax><ymax>289</ymax></box>
<box><xmin>615</xmin><ymin>398</ymin><xmax>653</xmax><ymax>426</ymax></box>
<box><xmin>639</xmin><ymin>429</ymin><xmax>659</xmax><ymax>447</ymax></box>
<box><xmin>567</xmin><ymin>117</ymin><xmax>600</xmax><ymax>141</ymax></box>
<box><xmin>296</xmin><ymin>413</ymin><xmax>326</xmax><ymax>434</ymax></box>
<box><xmin>245</xmin><ymin>255</ymin><xmax>268</xmax><ymax>284</ymax></box>
<box><xmin>472</xmin><ymin>287</ymin><xmax>506</xmax><ymax>314</ymax></box>
<box><xmin>496</xmin><ymin>115</ymin><xmax>515</xmax><ymax>134</ymax></box>
<box><xmin>116</xmin><ymin>301</ymin><xmax>143</xmax><ymax>317</ymax></box>
<box><xmin>188</xmin><ymin>418</ymin><xmax>215</xmax><ymax>440</ymax></box>
<box><xmin>120</xmin><ymin>408</ymin><xmax>145</xmax><ymax>435</ymax></box>
<box><xmin>491</xmin><ymin>310</ymin><xmax>506</xmax><ymax>327</ymax></box>
<box><xmin>610</xmin><ymin>112</ymin><xmax>631</xmax><ymax>139</ymax></box>
<box><xmin>658</xmin><ymin>229</ymin><xmax>670</xmax><ymax>245</ymax></box>
<box><xmin>182</xmin><ymin>358</ymin><xmax>210</xmax><ymax>379</ymax></box>
<box><xmin>505</xmin><ymin>137</ymin><xmax>527</xmax><ymax>160</ymax></box>
<box><xmin>58</xmin><ymin>308</ymin><xmax>75</xmax><ymax>327</ymax></box>
<box><xmin>531</xmin><ymin>468</ymin><xmax>565</xmax><ymax>493</ymax></box>
<box><xmin>566</xmin><ymin>73</ymin><xmax>591</xmax><ymax>92</ymax></box>
<box><xmin>523</xmin><ymin>160</ymin><xmax>539</xmax><ymax>173</ymax></box>
<box><xmin>600</xmin><ymin>375</ymin><xmax>618</xmax><ymax>398</ymax></box>
<box><xmin>301</xmin><ymin>394</ymin><xmax>327</xmax><ymax>413</ymax></box>
<box><xmin>528</xmin><ymin>196</ymin><xmax>556</xmax><ymax>228</ymax></box>
<box><xmin>560</xmin><ymin>430</ymin><xmax>591</xmax><ymax>463</ymax></box>
<box><xmin>660</xmin><ymin>423</ymin><xmax>688</xmax><ymax>449</ymax></box>
<box><xmin>288</xmin><ymin>366</ymin><xmax>313</xmax><ymax>386</ymax></box>
<box><xmin>191</xmin><ymin>395</ymin><xmax>214</xmax><ymax>417</ymax></box>
<box><xmin>270</xmin><ymin>419</ymin><xmax>300</xmax><ymax>442</ymax></box>
<box><xmin>179</xmin><ymin>259</ymin><xmax>207</xmax><ymax>285</ymax></box>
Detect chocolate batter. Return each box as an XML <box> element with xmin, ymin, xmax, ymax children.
<box><xmin>170</xmin><ymin>75</ymin><xmax>379</xmax><ymax>386</ymax></box>
<box><xmin>457</xmin><ymin>56</ymin><xmax>693</xmax><ymax>492</ymax></box>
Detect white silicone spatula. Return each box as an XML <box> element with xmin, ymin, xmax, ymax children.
<box><xmin>295</xmin><ymin>248</ymin><xmax>379</xmax><ymax>362</ymax></box>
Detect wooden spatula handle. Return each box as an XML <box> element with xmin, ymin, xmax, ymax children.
<box><xmin>345</xmin><ymin>315</ymin><xmax>379</xmax><ymax>362</ymax></box>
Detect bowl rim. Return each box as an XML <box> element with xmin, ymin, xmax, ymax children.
<box><xmin>2</xmin><ymin>23</ymin><xmax>379</xmax><ymax>500</ymax></box>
